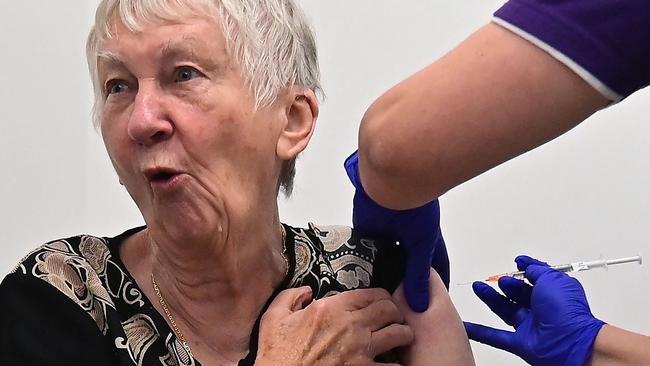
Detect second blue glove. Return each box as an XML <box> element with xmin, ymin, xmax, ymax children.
<box><xmin>465</xmin><ymin>256</ymin><xmax>606</xmax><ymax>366</ymax></box>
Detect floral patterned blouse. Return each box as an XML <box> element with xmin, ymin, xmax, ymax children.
<box><xmin>0</xmin><ymin>223</ymin><xmax>405</xmax><ymax>366</ymax></box>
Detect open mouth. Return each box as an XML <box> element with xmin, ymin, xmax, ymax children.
<box><xmin>151</xmin><ymin>171</ymin><xmax>176</xmax><ymax>182</ymax></box>
<box><xmin>144</xmin><ymin>168</ymin><xmax>182</xmax><ymax>183</ymax></box>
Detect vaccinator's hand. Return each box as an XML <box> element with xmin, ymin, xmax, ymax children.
<box><xmin>465</xmin><ymin>256</ymin><xmax>605</xmax><ymax>366</ymax></box>
<box><xmin>345</xmin><ymin>151</ymin><xmax>449</xmax><ymax>312</ymax></box>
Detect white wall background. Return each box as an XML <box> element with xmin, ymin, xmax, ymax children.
<box><xmin>2</xmin><ymin>1</ymin><xmax>649</xmax><ymax>365</ymax></box>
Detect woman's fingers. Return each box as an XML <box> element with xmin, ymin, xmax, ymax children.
<box><xmin>329</xmin><ymin>288</ymin><xmax>414</xmax><ymax>358</ymax></box>
<box><xmin>264</xmin><ymin>286</ymin><xmax>313</xmax><ymax>318</ymax></box>
<box><xmin>370</xmin><ymin>323</ymin><xmax>414</xmax><ymax>356</ymax></box>
<box><xmin>331</xmin><ymin>287</ymin><xmax>393</xmax><ymax>311</ymax></box>
<box><xmin>349</xmin><ymin>290</ymin><xmax>415</xmax><ymax>358</ymax></box>
<box><xmin>259</xmin><ymin>286</ymin><xmax>417</xmax><ymax>364</ymax></box>
<box><xmin>355</xmin><ymin>297</ymin><xmax>405</xmax><ymax>331</ymax></box>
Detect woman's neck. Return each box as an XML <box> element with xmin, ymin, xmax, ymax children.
<box><xmin>151</xmin><ymin>219</ymin><xmax>286</xmax><ymax>295</ymax></box>
<box><xmin>120</xmin><ymin>216</ymin><xmax>288</xmax><ymax>361</ymax></box>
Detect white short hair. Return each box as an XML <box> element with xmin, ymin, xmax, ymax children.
<box><xmin>87</xmin><ymin>0</ymin><xmax>323</xmax><ymax>195</ymax></box>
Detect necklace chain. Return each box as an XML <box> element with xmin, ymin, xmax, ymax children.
<box><xmin>280</xmin><ymin>224</ymin><xmax>289</xmax><ymax>277</ymax></box>
<box><xmin>151</xmin><ymin>272</ymin><xmax>194</xmax><ymax>357</ymax></box>
<box><xmin>150</xmin><ymin>225</ymin><xmax>288</xmax><ymax>360</ymax></box>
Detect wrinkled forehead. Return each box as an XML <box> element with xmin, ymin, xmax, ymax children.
<box><xmin>97</xmin><ymin>21</ymin><xmax>232</xmax><ymax>79</ymax></box>
<box><xmin>93</xmin><ymin>0</ymin><xmax>232</xmax><ymax>73</ymax></box>
<box><xmin>93</xmin><ymin>0</ymin><xmax>219</xmax><ymax>44</ymax></box>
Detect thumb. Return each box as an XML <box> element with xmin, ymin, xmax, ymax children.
<box><xmin>344</xmin><ymin>150</ymin><xmax>362</xmax><ymax>189</ymax></box>
<box><xmin>464</xmin><ymin>322</ymin><xmax>515</xmax><ymax>352</ymax></box>
<box><xmin>515</xmin><ymin>255</ymin><xmax>549</xmax><ymax>271</ymax></box>
<box><xmin>403</xmin><ymin>253</ymin><xmax>432</xmax><ymax>313</ymax></box>
<box><xmin>267</xmin><ymin>286</ymin><xmax>313</xmax><ymax>314</ymax></box>
<box><xmin>524</xmin><ymin>264</ymin><xmax>555</xmax><ymax>285</ymax></box>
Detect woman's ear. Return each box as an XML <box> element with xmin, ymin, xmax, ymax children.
<box><xmin>276</xmin><ymin>89</ymin><xmax>319</xmax><ymax>160</ymax></box>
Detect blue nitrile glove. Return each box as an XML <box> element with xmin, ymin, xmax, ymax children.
<box><xmin>344</xmin><ymin>151</ymin><xmax>449</xmax><ymax>312</ymax></box>
<box><xmin>465</xmin><ymin>255</ymin><xmax>606</xmax><ymax>366</ymax></box>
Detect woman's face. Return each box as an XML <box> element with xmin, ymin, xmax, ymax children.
<box><xmin>98</xmin><ymin>16</ymin><xmax>288</xmax><ymax>242</ymax></box>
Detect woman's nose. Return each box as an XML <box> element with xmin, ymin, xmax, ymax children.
<box><xmin>127</xmin><ymin>84</ymin><xmax>173</xmax><ymax>146</ymax></box>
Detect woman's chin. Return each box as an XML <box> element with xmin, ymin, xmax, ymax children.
<box><xmin>161</xmin><ymin>222</ymin><xmax>221</xmax><ymax>246</ymax></box>
<box><xmin>147</xmin><ymin>209</ymin><xmax>223</xmax><ymax>245</ymax></box>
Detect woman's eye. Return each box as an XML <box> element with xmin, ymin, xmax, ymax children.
<box><xmin>106</xmin><ymin>80</ymin><xmax>129</xmax><ymax>95</ymax></box>
<box><xmin>174</xmin><ymin>67</ymin><xmax>200</xmax><ymax>83</ymax></box>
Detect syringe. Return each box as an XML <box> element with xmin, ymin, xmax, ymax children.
<box><xmin>460</xmin><ymin>255</ymin><xmax>642</xmax><ymax>285</ymax></box>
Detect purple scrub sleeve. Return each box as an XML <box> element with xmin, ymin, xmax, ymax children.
<box><xmin>494</xmin><ymin>0</ymin><xmax>650</xmax><ymax>101</ymax></box>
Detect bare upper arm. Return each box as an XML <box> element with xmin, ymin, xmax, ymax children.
<box><xmin>359</xmin><ymin>22</ymin><xmax>609</xmax><ymax>209</ymax></box>
<box><xmin>392</xmin><ymin>270</ymin><xmax>475</xmax><ymax>366</ymax></box>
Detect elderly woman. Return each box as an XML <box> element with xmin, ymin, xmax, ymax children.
<box><xmin>0</xmin><ymin>0</ymin><xmax>474</xmax><ymax>365</ymax></box>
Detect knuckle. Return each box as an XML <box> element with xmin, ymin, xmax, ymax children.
<box><xmin>259</xmin><ymin>309</ymin><xmax>280</xmax><ymax>325</ymax></box>
<box><xmin>260</xmin><ymin>309</ymin><xmax>274</xmax><ymax>321</ymax></box>
<box><xmin>376</xmin><ymin>298</ymin><xmax>402</xmax><ymax>321</ymax></box>
<box><xmin>308</xmin><ymin>299</ymin><xmax>333</xmax><ymax>319</ymax></box>
<box><xmin>354</xmin><ymin>287</ymin><xmax>389</xmax><ymax>299</ymax></box>
<box><xmin>359</xmin><ymin>288</ymin><xmax>392</xmax><ymax>307</ymax></box>
<box><xmin>368</xmin><ymin>287</ymin><xmax>391</xmax><ymax>299</ymax></box>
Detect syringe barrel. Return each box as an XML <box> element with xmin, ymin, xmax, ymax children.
<box><xmin>550</xmin><ymin>263</ymin><xmax>575</xmax><ymax>273</ymax></box>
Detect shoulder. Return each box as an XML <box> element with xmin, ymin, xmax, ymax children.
<box><xmin>0</xmin><ymin>234</ymin><xmax>123</xmax><ymax>364</ymax></box>
<box><xmin>285</xmin><ymin>223</ymin><xmax>406</xmax><ymax>298</ymax></box>
<box><xmin>306</xmin><ymin>223</ymin><xmax>385</xmax><ymax>272</ymax></box>
<box><xmin>10</xmin><ymin>234</ymin><xmax>112</xmax><ymax>280</ymax></box>
<box><xmin>5</xmin><ymin>233</ymin><xmax>120</xmax><ymax>334</ymax></box>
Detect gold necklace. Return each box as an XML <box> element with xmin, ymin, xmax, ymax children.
<box><xmin>280</xmin><ymin>224</ymin><xmax>289</xmax><ymax>277</ymax></box>
<box><xmin>150</xmin><ymin>225</ymin><xmax>288</xmax><ymax>359</ymax></box>
<box><xmin>151</xmin><ymin>272</ymin><xmax>194</xmax><ymax>358</ymax></box>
